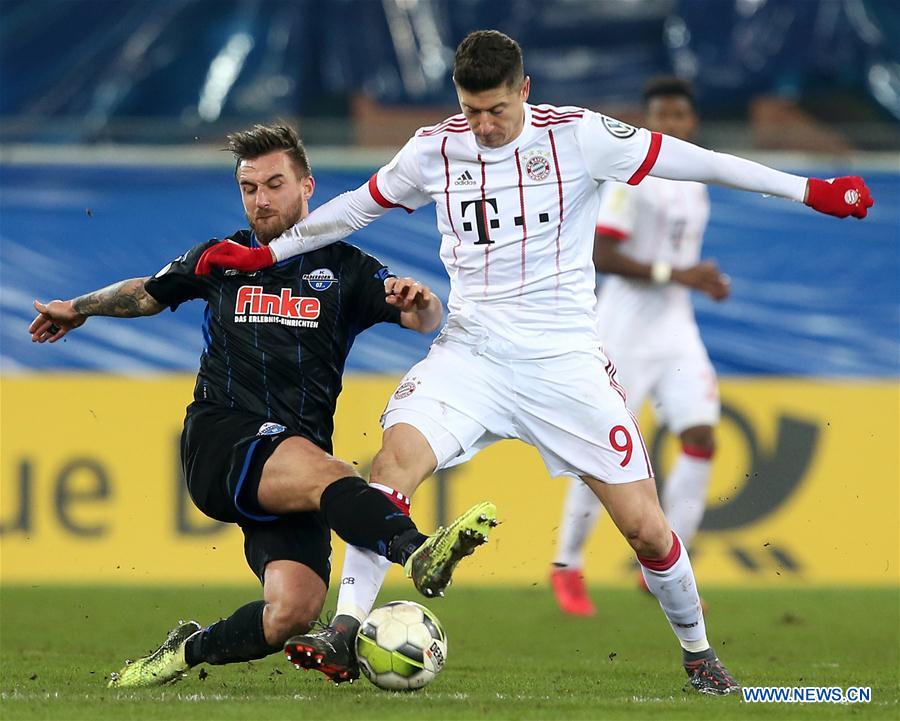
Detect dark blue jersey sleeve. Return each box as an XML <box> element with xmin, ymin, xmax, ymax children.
<box><xmin>144</xmin><ymin>239</ymin><xmax>219</xmax><ymax>311</ymax></box>
<box><xmin>347</xmin><ymin>249</ymin><xmax>402</xmax><ymax>331</ymax></box>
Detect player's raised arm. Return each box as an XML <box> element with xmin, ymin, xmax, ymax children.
<box><xmin>194</xmin><ymin>180</ymin><xmax>392</xmax><ymax>275</ymax></box>
<box><xmin>31</xmin><ymin>235</ymin><xmax>218</xmax><ymax>342</ymax></box>
<box><xmin>647</xmin><ymin>133</ymin><xmax>873</xmax><ymax>219</ymax></box>
<box><xmin>29</xmin><ymin>278</ymin><xmax>164</xmax><ymax>343</ymax></box>
<box><xmin>580</xmin><ymin>110</ymin><xmax>872</xmax><ymax>220</ymax></box>
<box><xmin>268</xmin><ymin>182</ymin><xmax>394</xmax><ymax>258</ymax></box>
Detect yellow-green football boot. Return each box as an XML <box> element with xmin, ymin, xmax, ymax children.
<box><xmin>405</xmin><ymin>501</ymin><xmax>498</xmax><ymax>597</ymax></box>
<box><xmin>108</xmin><ymin>621</ymin><xmax>202</xmax><ymax>688</ymax></box>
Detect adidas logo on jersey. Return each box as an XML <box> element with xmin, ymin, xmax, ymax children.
<box><xmin>454</xmin><ymin>170</ymin><xmax>476</xmax><ymax>186</ymax></box>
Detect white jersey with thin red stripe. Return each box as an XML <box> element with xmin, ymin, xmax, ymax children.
<box><xmin>370</xmin><ymin>103</ymin><xmax>660</xmax><ymax>359</ymax></box>
<box><xmin>594</xmin><ymin>178</ymin><xmax>710</xmax><ymax>357</ymax></box>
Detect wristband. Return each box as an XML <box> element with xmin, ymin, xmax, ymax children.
<box><xmin>651</xmin><ymin>261</ymin><xmax>672</xmax><ymax>284</ymax></box>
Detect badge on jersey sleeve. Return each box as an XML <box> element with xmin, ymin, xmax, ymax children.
<box><xmin>601</xmin><ymin>115</ymin><xmax>637</xmax><ymax>139</ymax></box>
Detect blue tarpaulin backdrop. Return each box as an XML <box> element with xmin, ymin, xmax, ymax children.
<box><xmin>2</xmin><ymin>0</ymin><xmax>898</xmax><ymax>141</ymax></box>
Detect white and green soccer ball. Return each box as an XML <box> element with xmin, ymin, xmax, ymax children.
<box><xmin>355</xmin><ymin>600</ymin><xmax>447</xmax><ymax>690</ymax></box>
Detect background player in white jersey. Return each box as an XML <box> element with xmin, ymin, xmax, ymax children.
<box><xmin>195</xmin><ymin>31</ymin><xmax>873</xmax><ymax>695</ymax></box>
<box><xmin>551</xmin><ymin>77</ymin><xmax>730</xmax><ymax>617</ymax></box>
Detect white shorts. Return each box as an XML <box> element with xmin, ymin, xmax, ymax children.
<box><xmin>381</xmin><ymin>339</ymin><xmax>653</xmax><ymax>483</ymax></box>
<box><xmin>605</xmin><ymin>339</ymin><xmax>720</xmax><ymax>435</ymax></box>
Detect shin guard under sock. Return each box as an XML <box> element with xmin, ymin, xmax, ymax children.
<box><xmin>185</xmin><ymin>600</ymin><xmax>279</xmax><ymax>666</ymax></box>
<box><xmin>320</xmin><ymin>476</ymin><xmax>422</xmax><ymax>560</ymax></box>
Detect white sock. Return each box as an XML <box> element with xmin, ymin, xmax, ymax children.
<box><xmin>639</xmin><ymin>532</ymin><xmax>710</xmax><ymax>653</ymax></box>
<box><xmin>335</xmin><ymin>545</ymin><xmax>392</xmax><ymax>624</ymax></box>
<box><xmin>661</xmin><ymin>450</ymin><xmax>712</xmax><ymax>548</ymax></box>
<box><xmin>335</xmin><ymin>482</ymin><xmax>412</xmax><ymax>624</ymax></box>
<box><xmin>553</xmin><ymin>477</ymin><xmax>603</xmax><ymax>569</ymax></box>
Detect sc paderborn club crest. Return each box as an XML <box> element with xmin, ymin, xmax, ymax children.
<box><xmin>302</xmin><ymin>268</ymin><xmax>338</xmax><ymax>291</ymax></box>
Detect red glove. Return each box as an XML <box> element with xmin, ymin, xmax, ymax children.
<box><xmin>804</xmin><ymin>176</ymin><xmax>873</xmax><ymax>219</ymax></box>
<box><xmin>195</xmin><ymin>240</ymin><xmax>275</xmax><ymax>275</ymax></box>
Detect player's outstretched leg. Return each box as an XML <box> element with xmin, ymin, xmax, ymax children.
<box><xmin>283</xmin><ymin>543</ymin><xmax>385</xmax><ymax>685</ymax></box>
<box><xmin>586</xmin><ymin>475</ymin><xmax>738</xmax><ymax>695</ymax></box>
<box><xmin>284</xmin><ymin>495</ymin><xmax>498</xmax><ymax>684</ymax></box>
<box><xmin>108</xmin><ymin>621</ymin><xmax>202</xmax><ymax>688</ymax></box>
<box><xmin>405</xmin><ymin>501</ymin><xmax>498</xmax><ymax>598</ymax></box>
<box><xmin>639</xmin><ymin>532</ymin><xmax>739</xmax><ymax>695</ymax></box>
<box><xmin>284</xmin><ymin>503</ymin><xmax>499</xmax><ymax>683</ymax></box>
<box><xmin>284</xmin><ymin>542</ymin><xmax>391</xmax><ymax>683</ymax></box>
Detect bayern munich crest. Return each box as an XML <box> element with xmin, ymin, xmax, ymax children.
<box><xmin>525</xmin><ymin>153</ymin><xmax>551</xmax><ymax>181</ymax></box>
<box><xmin>393</xmin><ymin>381</ymin><xmax>417</xmax><ymax>399</ymax></box>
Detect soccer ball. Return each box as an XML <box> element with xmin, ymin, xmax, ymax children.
<box><xmin>355</xmin><ymin>600</ymin><xmax>447</xmax><ymax>690</ymax></box>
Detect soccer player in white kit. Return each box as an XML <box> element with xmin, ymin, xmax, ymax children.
<box><xmin>551</xmin><ymin>77</ymin><xmax>729</xmax><ymax>617</ymax></box>
<box><xmin>194</xmin><ymin>31</ymin><xmax>873</xmax><ymax>695</ymax></box>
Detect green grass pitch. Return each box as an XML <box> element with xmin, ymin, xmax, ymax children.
<box><xmin>1</xmin><ymin>585</ymin><xmax>897</xmax><ymax>720</ymax></box>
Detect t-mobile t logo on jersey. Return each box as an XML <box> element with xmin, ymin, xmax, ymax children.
<box><xmin>460</xmin><ymin>197</ymin><xmax>554</xmax><ymax>245</ymax></box>
<box><xmin>234</xmin><ymin>285</ymin><xmax>321</xmax><ymax>328</ymax></box>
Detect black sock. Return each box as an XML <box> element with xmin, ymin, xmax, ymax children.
<box><xmin>184</xmin><ymin>600</ymin><xmax>279</xmax><ymax>667</ymax></box>
<box><xmin>387</xmin><ymin>527</ymin><xmax>428</xmax><ymax>565</ymax></box>
<box><xmin>319</xmin><ymin>476</ymin><xmax>425</xmax><ymax>562</ymax></box>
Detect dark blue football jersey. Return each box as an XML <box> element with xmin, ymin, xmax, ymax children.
<box><xmin>145</xmin><ymin>230</ymin><xmax>401</xmax><ymax>452</ymax></box>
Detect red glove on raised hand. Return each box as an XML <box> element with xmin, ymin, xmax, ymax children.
<box><xmin>195</xmin><ymin>240</ymin><xmax>275</xmax><ymax>275</ymax></box>
<box><xmin>804</xmin><ymin>176</ymin><xmax>873</xmax><ymax>219</ymax></box>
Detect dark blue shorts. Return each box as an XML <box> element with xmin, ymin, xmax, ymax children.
<box><xmin>180</xmin><ymin>402</ymin><xmax>331</xmax><ymax>585</ymax></box>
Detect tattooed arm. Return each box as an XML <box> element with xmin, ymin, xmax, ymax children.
<box><xmin>71</xmin><ymin>278</ymin><xmax>165</xmax><ymax>317</ymax></box>
<box><xmin>29</xmin><ymin>277</ymin><xmax>165</xmax><ymax>343</ymax></box>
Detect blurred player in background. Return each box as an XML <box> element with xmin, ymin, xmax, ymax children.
<box><xmin>28</xmin><ymin>123</ymin><xmax>496</xmax><ymax>687</ymax></box>
<box><xmin>195</xmin><ymin>31</ymin><xmax>872</xmax><ymax>694</ymax></box>
<box><xmin>551</xmin><ymin>77</ymin><xmax>729</xmax><ymax>617</ymax></box>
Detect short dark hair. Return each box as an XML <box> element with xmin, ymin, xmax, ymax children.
<box><xmin>225</xmin><ymin>123</ymin><xmax>311</xmax><ymax>178</ymax></box>
<box><xmin>453</xmin><ymin>30</ymin><xmax>524</xmax><ymax>92</ymax></box>
<box><xmin>642</xmin><ymin>76</ymin><xmax>695</xmax><ymax>109</ymax></box>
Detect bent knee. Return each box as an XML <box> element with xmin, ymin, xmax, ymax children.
<box><xmin>320</xmin><ymin>455</ymin><xmax>358</xmax><ymax>482</ymax></box>
<box><xmin>370</xmin><ymin>445</ymin><xmax>401</xmax><ymax>479</ymax></box>
<box><xmin>372</xmin><ymin>423</ymin><xmax>435</xmax><ymax>481</ymax></box>
<box><xmin>264</xmin><ymin>596</ymin><xmax>323</xmax><ymax>645</ymax></box>
<box><xmin>622</xmin><ymin>516</ymin><xmax>671</xmax><ymax>558</ymax></box>
<box><xmin>370</xmin><ymin>446</ymin><xmax>427</xmax><ymax>495</ymax></box>
<box><xmin>305</xmin><ymin>454</ymin><xmax>359</xmax><ymax>499</ymax></box>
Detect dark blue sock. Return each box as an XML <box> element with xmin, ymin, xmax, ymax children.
<box><xmin>319</xmin><ymin>476</ymin><xmax>423</xmax><ymax>562</ymax></box>
<box><xmin>185</xmin><ymin>600</ymin><xmax>279</xmax><ymax>666</ymax></box>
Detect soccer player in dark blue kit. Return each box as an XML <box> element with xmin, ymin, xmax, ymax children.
<box><xmin>28</xmin><ymin>124</ymin><xmax>497</xmax><ymax>686</ymax></box>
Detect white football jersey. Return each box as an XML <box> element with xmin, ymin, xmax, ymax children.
<box><xmin>594</xmin><ymin>177</ymin><xmax>711</xmax><ymax>357</ymax></box>
<box><xmin>370</xmin><ymin>103</ymin><xmax>660</xmax><ymax>358</ymax></box>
